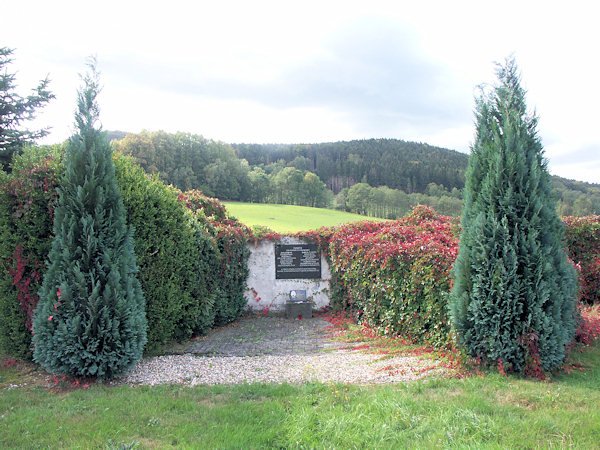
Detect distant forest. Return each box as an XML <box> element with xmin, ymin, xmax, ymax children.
<box><xmin>233</xmin><ymin>139</ymin><xmax>467</xmax><ymax>194</ymax></box>
<box><xmin>110</xmin><ymin>131</ymin><xmax>600</xmax><ymax>219</ymax></box>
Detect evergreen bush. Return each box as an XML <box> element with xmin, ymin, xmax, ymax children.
<box><xmin>449</xmin><ymin>59</ymin><xmax>578</xmax><ymax>374</ymax></box>
<box><xmin>32</xmin><ymin>64</ymin><xmax>146</xmax><ymax>378</ymax></box>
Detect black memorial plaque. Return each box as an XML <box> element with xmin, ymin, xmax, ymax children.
<box><xmin>275</xmin><ymin>244</ymin><xmax>321</xmax><ymax>279</ymax></box>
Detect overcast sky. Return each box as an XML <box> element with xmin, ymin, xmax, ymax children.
<box><xmin>3</xmin><ymin>0</ymin><xmax>599</xmax><ymax>183</ymax></box>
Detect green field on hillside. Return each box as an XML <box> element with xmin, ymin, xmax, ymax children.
<box><xmin>223</xmin><ymin>202</ymin><xmax>387</xmax><ymax>233</ymax></box>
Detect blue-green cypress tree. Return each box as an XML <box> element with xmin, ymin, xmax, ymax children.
<box><xmin>32</xmin><ymin>62</ymin><xmax>146</xmax><ymax>379</ymax></box>
<box><xmin>450</xmin><ymin>58</ymin><xmax>577</xmax><ymax>373</ymax></box>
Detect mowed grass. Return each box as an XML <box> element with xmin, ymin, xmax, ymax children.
<box><xmin>2</xmin><ymin>341</ymin><xmax>600</xmax><ymax>448</ymax></box>
<box><xmin>223</xmin><ymin>202</ymin><xmax>387</xmax><ymax>233</ymax></box>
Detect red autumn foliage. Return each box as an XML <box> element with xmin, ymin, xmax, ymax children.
<box><xmin>324</xmin><ymin>206</ymin><xmax>459</xmax><ymax>348</ymax></box>
<box><xmin>563</xmin><ymin>215</ymin><xmax>600</xmax><ymax>304</ymax></box>
<box><xmin>7</xmin><ymin>245</ymin><xmax>41</xmax><ymax>331</ymax></box>
<box><xmin>1</xmin><ymin>358</ymin><xmax>18</xmax><ymax>367</ymax></box>
<box><xmin>574</xmin><ymin>305</ymin><xmax>600</xmax><ymax>346</ymax></box>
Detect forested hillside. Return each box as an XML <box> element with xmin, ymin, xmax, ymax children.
<box><xmin>111</xmin><ymin>131</ymin><xmax>600</xmax><ymax>218</ymax></box>
<box><xmin>233</xmin><ymin>139</ymin><xmax>467</xmax><ymax>194</ymax></box>
<box><xmin>552</xmin><ymin>177</ymin><xmax>600</xmax><ymax>216</ymax></box>
<box><xmin>233</xmin><ymin>139</ymin><xmax>600</xmax><ymax>216</ymax></box>
<box><xmin>113</xmin><ymin>131</ymin><xmax>252</xmax><ymax>200</ymax></box>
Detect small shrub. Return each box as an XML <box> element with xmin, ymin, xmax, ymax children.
<box><xmin>179</xmin><ymin>189</ymin><xmax>228</xmax><ymax>221</ymax></box>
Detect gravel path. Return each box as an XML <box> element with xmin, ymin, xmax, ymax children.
<box><xmin>115</xmin><ymin>316</ymin><xmax>448</xmax><ymax>386</ymax></box>
<box><xmin>119</xmin><ymin>353</ymin><xmax>447</xmax><ymax>386</ymax></box>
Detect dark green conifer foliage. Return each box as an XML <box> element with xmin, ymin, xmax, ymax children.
<box><xmin>113</xmin><ymin>155</ymin><xmax>217</xmax><ymax>351</ymax></box>
<box><xmin>32</xmin><ymin>62</ymin><xmax>146</xmax><ymax>379</ymax></box>
<box><xmin>450</xmin><ymin>59</ymin><xmax>577</xmax><ymax>373</ymax></box>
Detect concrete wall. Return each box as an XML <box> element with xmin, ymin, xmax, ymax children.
<box><xmin>245</xmin><ymin>237</ymin><xmax>331</xmax><ymax>313</ymax></box>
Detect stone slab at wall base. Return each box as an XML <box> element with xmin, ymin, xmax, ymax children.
<box><xmin>245</xmin><ymin>237</ymin><xmax>331</xmax><ymax>313</ymax></box>
<box><xmin>285</xmin><ymin>302</ymin><xmax>313</xmax><ymax>319</ymax></box>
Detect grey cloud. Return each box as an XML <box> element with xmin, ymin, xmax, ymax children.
<box><xmin>275</xmin><ymin>20</ymin><xmax>469</xmax><ymax>119</ymax></box>
<box><xmin>550</xmin><ymin>145</ymin><xmax>600</xmax><ymax>167</ymax></box>
<box><xmin>105</xmin><ymin>17</ymin><xmax>473</xmax><ymax>137</ymax></box>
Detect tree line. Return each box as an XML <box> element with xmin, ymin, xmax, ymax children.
<box><xmin>233</xmin><ymin>139</ymin><xmax>467</xmax><ymax>194</ymax></box>
<box><xmin>113</xmin><ymin>131</ymin><xmax>332</xmax><ymax>208</ymax></box>
<box><xmin>552</xmin><ymin>177</ymin><xmax>600</xmax><ymax>216</ymax></box>
<box><xmin>337</xmin><ymin>182</ymin><xmax>463</xmax><ymax>218</ymax></box>
<box><xmin>112</xmin><ymin>131</ymin><xmax>600</xmax><ymax>218</ymax></box>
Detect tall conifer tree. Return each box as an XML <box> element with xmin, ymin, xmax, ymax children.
<box><xmin>450</xmin><ymin>58</ymin><xmax>577</xmax><ymax>373</ymax></box>
<box><xmin>32</xmin><ymin>61</ymin><xmax>146</xmax><ymax>379</ymax></box>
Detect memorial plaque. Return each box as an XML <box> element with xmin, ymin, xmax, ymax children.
<box><xmin>289</xmin><ymin>289</ymin><xmax>307</xmax><ymax>302</ymax></box>
<box><xmin>275</xmin><ymin>244</ymin><xmax>321</xmax><ymax>279</ymax></box>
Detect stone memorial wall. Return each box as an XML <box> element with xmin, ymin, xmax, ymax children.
<box><xmin>245</xmin><ymin>237</ymin><xmax>331</xmax><ymax>313</ymax></box>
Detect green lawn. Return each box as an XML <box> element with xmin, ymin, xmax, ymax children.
<box><xmin>2</xmin><ymin>339</ymin><xmax>599</xmax><ymax>448</ymax></box>
<box><xmin>223</xmin><ymin>202</ymin><xmax>387</xmax><ymax>233</ymax></box>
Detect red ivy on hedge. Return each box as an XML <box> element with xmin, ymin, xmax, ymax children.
<box><xmin>177</xmin><ymin>189</ymin><xmax>252</xmax><ymax>277</ymax></box>
<box><xmin>563</xmin><ymin>215</ymin><xmax>600</xmax><ymax>304</ymax></box>
<box><xmin>302</xmin><ymin>206</ymin><xmax>459</xmax><ymax>349</ymax></box>
<box><xmin>7</xmin><ymin>245</ymin><xmax>41</xmax><ymax>331</ymax></box>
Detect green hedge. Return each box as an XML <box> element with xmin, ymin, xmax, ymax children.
<box><xmin>113</xmin><ymin>156</ymin><xmax>218</xmax><ymax>351</ymax></box>
<box><xmin>178</xmin><ymin>190</ymin><xmax>250</xmax><ymax>326</ymax></box>
<box><xmin>0</xmin><ymin>148</ymin><xmax>251</xmax><ymax>359</ymax></box>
